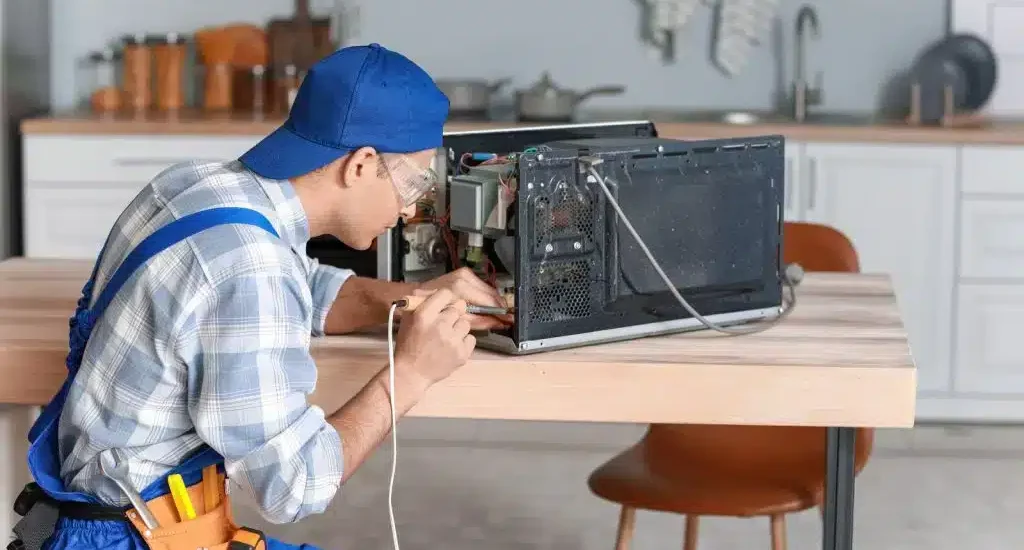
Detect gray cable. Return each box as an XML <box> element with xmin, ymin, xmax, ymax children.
<box><xmin>581</xmin><ymin>159</ymin><xmax>796</xmax><ymax>336</ymax></box>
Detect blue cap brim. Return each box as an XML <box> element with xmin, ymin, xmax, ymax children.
<box><xmin>238</xmin><ymin>124</ymin><xmax>354</xmax><ymax>180</ymax></box>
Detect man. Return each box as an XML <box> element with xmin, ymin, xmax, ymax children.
<box><xmin>16</xmin><ymin>43</ymin><xmax>507</xmax><ymax>550</ymax></box>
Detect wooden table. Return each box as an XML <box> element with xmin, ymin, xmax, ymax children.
<box><xmin>0</xmin><ymin>258</ymin><xmax>916</xmax><ymax>550</ymax></box>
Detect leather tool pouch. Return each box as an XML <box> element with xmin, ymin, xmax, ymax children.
<box><xmin>126</xmin><ymin>471</ymin><xmax>266</xmax><ymax>550</ymax></box>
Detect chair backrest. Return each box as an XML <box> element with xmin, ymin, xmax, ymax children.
<box><xmin>643</xmin><ymin>222</ymin><xmax>874</xmax><ymax>482</ymax></box>
<box><xmin>782</xmin><ymin>221</ymin><xmax>860</xmax><ymax>272</ymax></box>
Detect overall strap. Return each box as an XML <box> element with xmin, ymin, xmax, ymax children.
<box><xmin>90</xmin><ymin>207</ymin><xmax>279</xmax><ymax>320</ymax></box>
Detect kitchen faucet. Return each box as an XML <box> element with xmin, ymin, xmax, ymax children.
<box><xmin>792</xmin><ymin>4</ymin><xmax>822</xmax><ymax>121</ymax></box>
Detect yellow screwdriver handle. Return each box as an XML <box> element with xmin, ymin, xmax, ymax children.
<box><xmin>168</xmin><ymin>473</ymin><xmax>196</xmax><ymax>521</ymax></box>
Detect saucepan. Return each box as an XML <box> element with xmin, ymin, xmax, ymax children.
<box><xmin>435</xmin><ymin>78</ymin><xmax>511</xmax><ymax>117</ymax></box>
<box><xmin>514</xmin><ymin>72</ymin><xmax>626</xmax><ymax>121</ymax></box>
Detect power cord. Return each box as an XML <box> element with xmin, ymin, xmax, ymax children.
<box><xmin>386</xmin><ymin>302</ymin><xmax>401</xmax><ymax>550</ymax></box>
<box><xmin>580</xmin><ymin>158</ymin><xmax>797</xmax><ymax>335</ymax></box>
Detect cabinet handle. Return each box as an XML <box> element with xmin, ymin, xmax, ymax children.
<box><xmin>807</xmin><ymin>157</ymin><xmax>818</xmax><ymax>210</ymax></box>
<box><xmin>785</xmin><ymin>158</ymin><xmax>793</xmax><ymax>209</ymax></box>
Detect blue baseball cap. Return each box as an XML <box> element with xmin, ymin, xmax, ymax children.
<box><xmin>239</xmin><ymin>43</ymin><xmax>450</xmax><ymax>180</ymax></box>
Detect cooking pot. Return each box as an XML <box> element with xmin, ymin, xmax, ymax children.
<box><xmin>514</xmin><ymin>72</ymin><xmax>626</xmax><ymax>122</ymax></box>
<box><xmin>435</xmin><ymin>78</ymin><xmax>510</xmax><ymax>116</ymax></box>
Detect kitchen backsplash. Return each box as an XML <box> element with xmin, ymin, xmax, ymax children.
<box><xmin>50</xmin><ymin>0</ymin><xmax>947</xmax><ymax>113</ymax></box>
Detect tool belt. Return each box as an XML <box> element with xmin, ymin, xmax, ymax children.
<box><xmin>10</xmin><ymin>466</ymin><xmax>266</xmax><ymax>550</ymax></box>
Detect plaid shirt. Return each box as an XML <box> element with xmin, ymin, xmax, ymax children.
<box><xmin>57</xmin><ymin>160</ymin><xmax>351</xmax><ymax>524</ymax></box>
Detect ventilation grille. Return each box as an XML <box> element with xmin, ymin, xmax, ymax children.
<box><xmin>533</xmin><ymin>182</ymin><xmax>596</xmax><ymax>249</ymax></box>
<box><xmin>528</xmin><ymin>260</ymin><xmax>595</xmax><ymax>323</ymax></box>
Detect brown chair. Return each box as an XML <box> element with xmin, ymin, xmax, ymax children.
<box><xmin>587</xmin><ymin>222</ymin><xmax>873</xmax><ymax>550</ymax></box>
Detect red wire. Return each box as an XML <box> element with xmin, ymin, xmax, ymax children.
<box><xmin>485</xmin><ymin>260</ymin><xmax>497</xmax><ymax>286</ymax></box>
<box><xmin>436</xmin><ymin>213</ymin><xmax>461</xmax><ymax>269</ymax></box>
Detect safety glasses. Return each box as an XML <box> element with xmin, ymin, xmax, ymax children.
<box><xmin>381</xmin><ymin>153</ymin><xmax>440</xmax><ymax>207</ymax></box>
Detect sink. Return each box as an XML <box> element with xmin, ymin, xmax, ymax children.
<box><xmin>643</xmin><ymin>109</ymin><xmax>877</xmax><ymax>126</ymax></box>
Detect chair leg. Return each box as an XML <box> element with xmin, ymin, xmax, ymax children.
<box><xmin>614</xmin><ymin>506</ymin><xmax>636</xmax><ymax>550</ymax></box>
<box><xmin>769</xmin><ymin>514</ymin><xmax>787</xmax><ymax>550</ymax></box>
<box><xmin>683</xmin><ymin>515</ymin><xmax>699</xmax><ymax>550</ymax></box>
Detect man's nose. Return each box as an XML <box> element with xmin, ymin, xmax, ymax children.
<box><xmin>400</xmin><ymin>204</ymin><xmax>417</xmax><ymax>219</ymax></box>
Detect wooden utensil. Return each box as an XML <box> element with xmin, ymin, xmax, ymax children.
<box><xmin>194</xmin><ymin>26</ymin><xmax>236</xmax><ymax>111</ymax></box>
<box><xmin>225</xmin><ymin>24</ymin><xmax>268</xmax><ymax>68</ymax></box>
<box><xmin>267</xmin><ymin>0</ymin><xmax>333</xmax><ymax>73</ymax></box>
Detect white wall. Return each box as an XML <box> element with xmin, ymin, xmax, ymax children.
<box><xmin>50</xmin><ymin>0</ymin><xmax>948</xmax><ymax>114</ymax></box>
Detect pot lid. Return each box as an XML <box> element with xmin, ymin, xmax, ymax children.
<box><xmin>523</xmin><ymin>71</ymin><xmax>565</xmax><ymax>96</ymax></box>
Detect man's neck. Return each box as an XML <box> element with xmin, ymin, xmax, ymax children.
<box><xmin>290</xmin><ymin>175</ymin><xmax>333</xmax><ymax>239</ymax></box>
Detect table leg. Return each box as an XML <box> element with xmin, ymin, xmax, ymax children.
<box><xmin>822</xmin><ymin>427</ymin><xmax>855</xmax><ymax>550</ymax></box>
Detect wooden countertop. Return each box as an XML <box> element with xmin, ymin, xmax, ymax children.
<box><xmin>19</xmin><ymin>109</ymin><xmax>1024</xmax><ymax>145</ymax></box>
<box><xmin>0</xmin><ymin>258</ymin><xmax>916</xmax><ymax>428</ymax></box>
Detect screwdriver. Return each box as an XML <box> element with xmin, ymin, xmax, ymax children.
<box><xmin>394</xmin><ymin>295</ymin><xmax>514</xmax><ymax>316</ymax></box>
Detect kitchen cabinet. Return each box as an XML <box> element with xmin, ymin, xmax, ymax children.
<box><xmin>925</xmin><ymin>144</ymin><xmax>1024</xmax><ymax>421</ymax></box>
<box><xmin>787</xmin><ymin>142</ymin><xmax>958</xmax><ymax>398</ymax></box>
<box><xmin>22</xmin><ymin>135</ymin><xmax>259</xmax><ymax>258</ymax></box>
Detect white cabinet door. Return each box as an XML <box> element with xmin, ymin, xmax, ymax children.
<box><xmin>783</xmin><ymin>140</ymin><xmax>804</xmax><ymax>222</ymax></box>
<box><xmin>959</xmin><ymin>199</ymin><xmax>1024</xmax><ymax>279</ymax></box>
<box><xmin>24</xmin><ymin>181</ymin><xmax>145</xmax><ymax>259</ymax></box>
<box><xmin>954</xmin><ymin>284</ymin><xmax>1024</xmax><ymax>394</ymax></box>
<box><xmin>803</xmin><ymin>143</ymin><xmax>957</xmax><ymax>394</ymax></box>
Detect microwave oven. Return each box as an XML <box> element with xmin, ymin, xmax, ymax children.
<box><xmin>307</xmin><ymin>121</ymin><xmax>786</xmax><ymax>354</ymax></box>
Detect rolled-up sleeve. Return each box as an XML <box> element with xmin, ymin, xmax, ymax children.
<box><xmin>177</xmin><ymin>265</ymin><xmax>343</xmax><ymax>524</ymax></box>
<box><xmin>305</xmin><ymin>256</ymin><xmax>353</xmax><ymax>336</ymax></box>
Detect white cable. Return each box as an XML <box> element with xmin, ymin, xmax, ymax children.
<box><xmin>583</xmin><ymin>161</ymin><xmax>795</xmax><ymax>335</ymax></box>
<box><xmin>386</xmin><ymin>302</ymin><xmax>401</xmax><ymax>550</ymax></box>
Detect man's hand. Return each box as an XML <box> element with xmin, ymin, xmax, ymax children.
<box><xmin>395</xmin><ymin>288</ymin><xmax>477</xmax><ymax>390</ymax></box>
<box><xmin>327</xmin><ymin>288</ymin><xmax>478</xmax><ymax>483</ymax></box>
<box><xmin>322</xmin><ymin>267</ymin><xmax>511</xmax><ymax>335</ymax></box>
<box><xmin>420</xmin><ymin>267</ymin><xmax>513</xmax><ymax>330</ymax></box>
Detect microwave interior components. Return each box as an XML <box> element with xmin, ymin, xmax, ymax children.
<box><xmin>306</xmin><ymin>121</ymin><xmax>785</xmax><ymax>355</ymax></box>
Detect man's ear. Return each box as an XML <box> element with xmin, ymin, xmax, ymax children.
<box><xmin>340</xmin><ymin>147</ymin><xmax>380</xmax><ymax>189</ymax></box>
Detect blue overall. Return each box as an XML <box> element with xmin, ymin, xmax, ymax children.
<box><xmin>24</xmin><ymin>207</ymin><xmax>321</xmax><ymax>550</ymax></box>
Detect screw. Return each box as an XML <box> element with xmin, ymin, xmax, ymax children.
<box><xmin>537</xmin><ymin>154</ymin><xmax>545</xmax><ymax>161</ymax></box>
<box><xmin>527</xmin><ymin>182</ymin><xmax>534</xmax><ymax>190</ymax></box>
<box><xmin>573</xmin><ymin>241</ymin><xmax>582</xmax><ymax>250</ymax></box>
<box><xmin>545</xmin><ymin>244</ymin><xmax>553</xmax><ymax>253</ymax></box>
<box><xmin>657</xmin><ymin>145</ymin><xmax>665</xmax><ymax>153</ymax></box>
